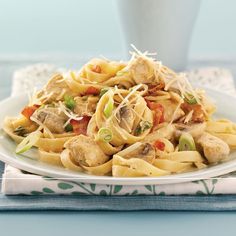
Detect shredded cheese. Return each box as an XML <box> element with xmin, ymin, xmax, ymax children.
<box><xmin>63</xmin><ymin>118</ymin><xmax>71</xmax><ymax>128</ymax></box>
<box><xmin>56</xmin><ymin>88</ymin><xmax>66</xmax><ymax>101</ymax></box>
<box><xmin>164</xmin><ymin>77</ymin><xmax>179</xmax><ymax>91</ymax></box>
<box><xmin>131</xmin><ymin>108</ymin><xmax>146</xmax><ymax>123</ymax></box>
<box><xmin>168</xmin><ymin>99</ymin><xmax>183</xmax><ymax>126</ymax></box>
<box><xmin>154</xmin><ymin>60</ymin><xmax>163</xmax><ymax>82</ymax></box>
<box><xmin>120</xmin><ymin>117</ymin><xmax>133</xmax><ymax>133</ymax></box>
<box><xmin>58</xmin><ymin>101</ymin><xmax>83</xmax><ymax>121</ymax></box>
<box><xmin>28</xmin><ymin>87</ymin><xmax>39</xmax><ymax>105</ymax></box>
<box><xmin>182</xmin><ymin>75</ymin><xmax>207</xmax><ymax>115</ymax></box>
<box><xmin>113</xmin><ymin>84</ymin><xmax>142</xmax><ymax>117</ymax></box>
<box><xmin>184</xmin><ymin>110</ymin><xmax>194</xmax><ymax>124</ymax></box>
<box><xmin>30</xmin><ymin>116</ymin><xmax>54</xmax><ymax>139</ymax></box>
<box><xmin>113</xmin><ymin>122</ymin><xmax>128</xmax><ymax>141</ymax></box>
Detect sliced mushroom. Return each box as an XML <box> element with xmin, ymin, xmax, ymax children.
<box><xmin>117</xmin><ymin>106</ymin><xmax>135</xmax><ymax>133</ymax></box>
<box><xmin>145</xmin><ymin>124</ymin><xmax>176</xmax><ymax>143</ymax></box>
<box><xmin>64</xmin><ymin>135</ymin><xmax>109</xmax><ymax>167</ymax></box>
<box><xmin>175</xmin><ymin>122</ymin><xmax>206</xmax><ymax>139</ymax></box>
<box><xmin>197</xmin><ymin>132</ymin><xmax>230</xmax><ymax>164</ymax></box>
<box><xmin>123</xmin><ymin>143</ymin><xmax>156</xmax><ymax>164</ymax></box>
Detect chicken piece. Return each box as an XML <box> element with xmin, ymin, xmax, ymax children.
<box><xmin>74</xmin><ymin>96</ymin><xmax>98</xmax><ymax>116</ymax></box>
<box><xmin>123</xmin><ymin>143</ymin><xmax>156</xmax><ymax>164</ymax></box>
<box><xmin>129</xmin><ymin>56</ymin><xmax>155</xmax><ymax>84</ymax></box>
<box><xmin>158</xmin><ymin>100</ymin><xmax>185</xmax><ymax>122</ymax></box>
<box><xmin>36</xmin><ymin>74</ymin><xmax>74</xmax><ymax>103</ymax></box>
<box><xmin>197</xmin><ymin>132</ymin><xmax>230</xmax><ymax>163</ymax></box>
<box><xmin>64</xmin><ymin>135</ymin><xmax>109</xmax><ymax>167</ymax></box>
<box><xmin>33</xmin><ymin>107</ymin><xmax>67</xmax><ymax>134</ymax></box>
<box><xmin>117</xmin><ymin>106</ymin><xmax>135</xmax><ymax>133</ymax></box>
<box><xmin>145</xmin><ymin>124</ymin><xmax>176</xmax><ymax>142</ymax></box>
<box><xmin>175</xmin><ymin>123</ymin><xmax>206</xmax><ymax>139</ymax></box>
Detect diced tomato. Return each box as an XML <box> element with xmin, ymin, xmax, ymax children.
<box><xmin>153</xmin><ymin>140</ymin><xmax>165</xmax><ymax>151</ymax></box>
<box><xmin>153</xmin><ymin>109</ymin><xmax>165</xmax><ymax>126</ymax></box>
<box><xmin>91</xmin><ymin>64</ymin><xmax>102</xmax><ymax>73</ymax></box>
<box><xmin>21</xmin><ymin>104</ymin><xmax>40</xmax><ymax>119</ymax></box>
<box><xmin>85</xmin><ymin>86</ymin><xmax>100</xmax><ymax>96</ymax></box>
<box><xmin>70</xmin><ymin>116</ymin><xmax>91</xmax><ymax>135</ymax></box>
<box><xmin>145</xmin><ymin>100</ymin><xmax>154</xmax><ymax>109</ymax></box>
<box><xmin>146</xmin><ymin>100</ymin><xmax>165</xmax><ymax>127</ymax></box>
<box><xmin>146</xmin><ymin>100</ymin><xmax>163</xmax><ymax>111</ymax></box>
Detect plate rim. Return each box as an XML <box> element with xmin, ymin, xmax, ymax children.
<box><xmin>0</xmin><ymin>89</ymin><xmax>236</xmax><ymax>185</ymax></box>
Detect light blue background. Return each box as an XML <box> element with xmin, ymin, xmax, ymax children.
<box><xmin>0</xmin><ymin>66</ymin><xmax>236</xmax><ymax>234</ymax></box>
<box><xmin>0</xmin><ymin>0</ymin><xmax>235</xmax><ymax>58</ymax></box>
<box><xmin>0</xmin><ymin>211</ymin><xmax>236</xmax><ymax>236</ymax></box>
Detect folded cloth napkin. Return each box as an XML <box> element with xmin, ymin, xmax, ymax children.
<box><xmin>2</xmin><ymin>65</ymin><xmax>236</xmax><ymax>196</ymax></box>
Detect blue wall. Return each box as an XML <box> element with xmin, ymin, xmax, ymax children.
<box><xmin>0</xmin><ymin>0</ymin><xmax>235</xmax><ymax>58</ymax></box>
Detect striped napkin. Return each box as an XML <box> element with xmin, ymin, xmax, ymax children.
<box><xmin>2</xmin><ymin>64</ymin><xmax>236</xmax><ymax>196</ymax></box>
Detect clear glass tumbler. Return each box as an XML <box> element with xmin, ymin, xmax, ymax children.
<box><xmin>116</xmin><ymin>0</ymin><xmax>201</xmax><ymax>71</ymax></box>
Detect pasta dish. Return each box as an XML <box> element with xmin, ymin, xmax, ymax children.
<box><xmin>3</xmin><ymin>47</ymin><xmax>236</xmax><ymax>177</ymax></box>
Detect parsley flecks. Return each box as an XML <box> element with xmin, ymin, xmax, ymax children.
<box><xmin>99</xmin><ymin>88</ymin><xmax>109</xmax><ymax>98</ymax></box>
<box><xmin>14</xmin><ymin>126</ymin><xmax>27</xmax><ymax>137</ymax></box>
<box><xmin>184</xmin><ymin>93</ymin><xmax>197</xmax><ymax>105</ymax></box>
<box><xmin>64</xmin><ymin>95</ymin><xmax>76</xmax><ymax>110</ymax></box>
<box><xmin>135</xmin><ymin>121</ymin><xmax>152</xmax><ymax>136</ymax></box>
<box><xmin>65</xmin><ymin>124</ymin><xmax>73</xmax><ymax>132</ymax></box>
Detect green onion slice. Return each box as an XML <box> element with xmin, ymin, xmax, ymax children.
<box><xmin>99</xmin><ymin>88</ymin><xmax>109</xmax><ymax>98</ymax></box>
<box><xmin>98</xmin><ymin>128</ymin><xmax>113</xmax><ymax>142</ymax></box>
<box><xmin>135</xmin><ymin>121</ymin><xmax>152</xmax><ymax>135</ymax></box>
<box><xmin>65</xmin><ymin>124</ymin><xmax>73</xmax><ymax>132</ymax></box>
<box><xmin>184</xmin><ymin>93</ymin><xmax>197</xmax><ymax>105</ymax></box>
<box><xmin>179</xmin><ymin>132</ymin><xmax>196</xmax><ymax>151</ymax></box>
<box><xmin>141</xmin><ymin>121</ymin><xmax>152</xmax><ymax>131</ymax></box>
<box><xmin>64</xmin><ymin>95</ymin><xmax>76</xmax><ymax>110</ymax></box>
<box><xmin>104</xmin><ymin>98</ymin><xmax>114</xmax><ymax>118</ymax></box>
<box><xmin>16</xmin><ymin>130</ymin><xmax>41</xmax><ymax>154</ymax></box>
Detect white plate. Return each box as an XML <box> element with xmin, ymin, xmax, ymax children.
<box><xmin>0</xmin><ymin>89</ymin><xmax>236</xmax><ymax>185</ymax></box>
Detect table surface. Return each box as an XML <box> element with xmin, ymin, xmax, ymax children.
<box><xmin>0</xmin><ymin>211</ymin><xmax>235</xmax><ymax>236</ymax></box>
<box><xmin>0</xmin><ymin>58</ymin><xmax>236</xmax><ymax>235</ymax></box>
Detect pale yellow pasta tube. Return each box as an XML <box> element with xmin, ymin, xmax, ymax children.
<box><xmin>206</xmin><ymin>119</ymin><xmax>236</xmax><ymax>149</ymax></box>
<box><xmin>81</xmin><ymin>159</ymin><xmax>112</xmax><ymax>176</ymax></box>
<box><xmin>80</xmin><ymin>58</ymin><xmax>126</xmax><ymax>83</ymax></box>
<box><xmin>38</xmin><ymin>150</ymin><xmax>63</xmax><ymax>167</ymax></box>
<box><xmin>211</xmin><ymin>133</ymin><xmax>236</xmax><ymax>149</ymax></box>
<box><xmin>159</xmin><ymin>151</ymin><xmax>204</xmax><ymax>163</ymax></box>
<box><xmin>61</xmin><ymin>149</ymin><xmax>112</xmax><ymax>175</ymax></box>
<box><xmin>113</xmin><ymin>155</ymin><xmax>170</xmax><ymax>177</ymax></box>
<box><xmin>206</xmin><ymin>120</ymin><xmax>236</xmax><ymax>134</ymax></box>
<box><xmin>4</xmin><ymin>118</ymin><xmax>74</xmax><ymax>152</ymax></box>
<box><xmin>153</xmin><ymin>159</ymin><xmax>193</xmax><ymax>173</ymax></box>
<box><xmin>112</xmin><ymin>165</ymin><xmax>145</xmax><ymax>177</ymax></box>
